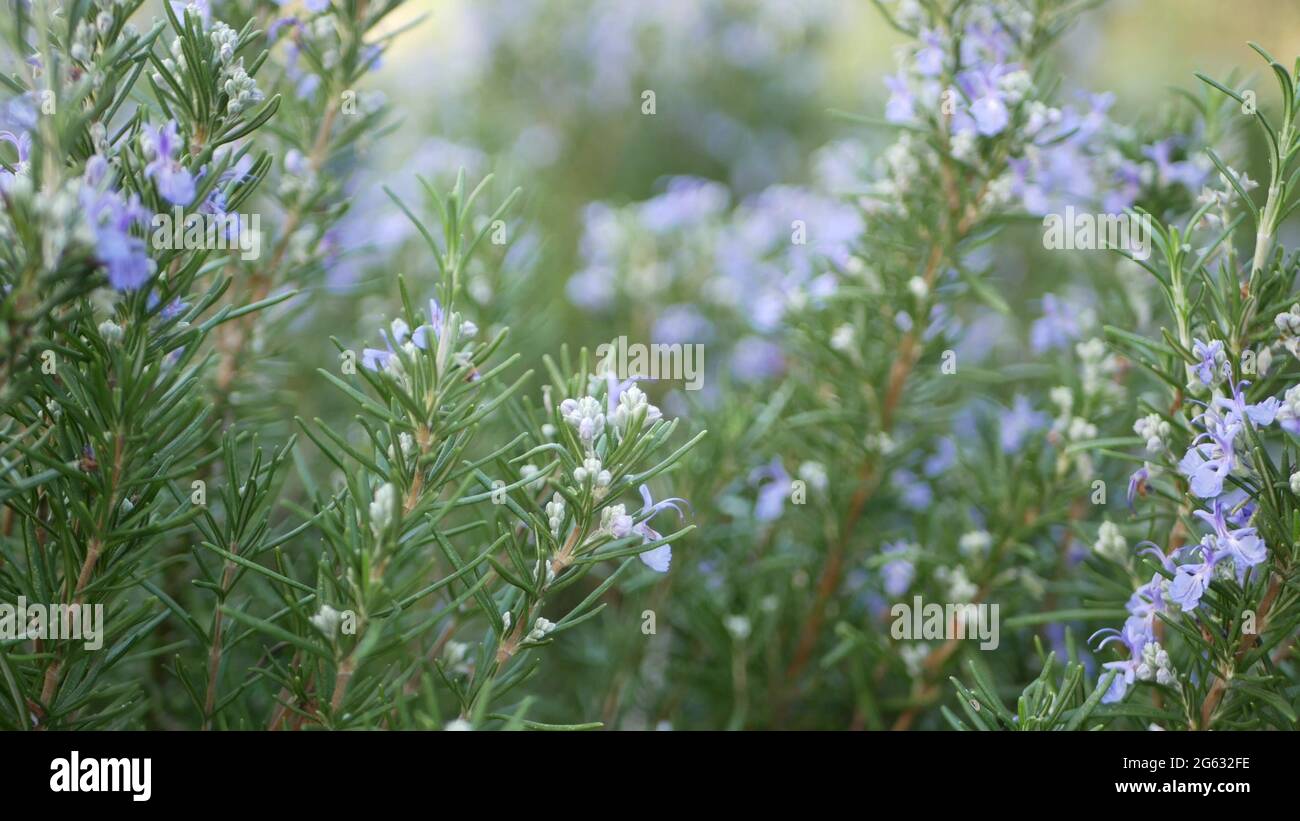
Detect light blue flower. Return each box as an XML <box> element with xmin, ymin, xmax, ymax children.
<box><xmin>750</xmin><ymin>457</ymin><xmax>790</xmax><ymax>522</ymax></box>
<box><xmin>999</xmin><ymin>394</ymin><xmax>1048</xmax><ymax>454</ymax></box>
<box><xmin>1029</xmin><ymin>293</ymin><xmax>1081</xmax><ymax>353</ymax></box>
<box><xmin>1126</xmin><ymin>465</ymin><xmax>1149</xmax><ymax>508</ymax></box>
<box><xmin>1191</xmin><ymin>338</ymin><xmax>1227</xmax><ymax>386</ymax></box>
<box><xmin>1168</xmin><ymin>538</ymin><xmax>1222</xmax><ymax>612</ymax></box>
<box><xmin>1178</xmin><ymin>409</ymin><xmax>1241</xmax><ymax>499</ymax></box>
<box><xmin>1194</xmin><ymin>500</ymin><xmax>1266</xmax><ymax>584</ymax></box>
<box><xmin>883</xmin><ymin>71</ymin><xmax>915</xmax><ymax>123</ymax></box>
<box><xmin>914</xmin><ymin>29</ymin><xmax>945</xmax><ymax>77</ymax></box>
<box><xmin>80</xmin><ymin>157</ymin><xmax>154</xmax><ymax>291</ymax></box>
<box><xmin>142</xmin><ymin>120</ymin><xmax>195</xmax><ymax>205</ymax></box>
<box><xmin>1212</xmin><ymin>379</ymin><xmax>1279</xmax><ymax>428</ymax></box>
<box><xmin>0</xmin><ymin>128</ymin><xmax>31</xmax><ymax>189</ymax></box>
<box><xmin>881</xmin><ymin>541</ymin><xmax>914</xmax><ymax>598</ymax></box>
<box><xmin>633</xmin><ymin>484</ymin><xmax>692</xmax><ymax>573</ymax></box>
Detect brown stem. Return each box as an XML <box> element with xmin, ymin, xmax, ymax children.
<box><xmin>782</xmin><ymin>244</ymin><xmax>945</xmax><ymax>694</ymax></box>
<box><xmin>38</xmin><ymin>435</ymin><xmax>122</xmax><ymax>722</ymax></box>
<box><xmin>202</xmin><ymin>544</ymin><xmax>240</xmax><ymax>729</ymax></box>
<box><xmin>1198</xmin><ymin>573</ymin><xmax>1282</xmax><ymax>729</ymax></box>
<box><xmin>330</xmin><ymin>656</ymin><xmax>356</xmax><ymax>714</ymax></box>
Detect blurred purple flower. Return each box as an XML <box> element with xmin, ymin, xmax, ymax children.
<box><xmin>884</xmin><ymin>71</ymin><xmax>915</xmax><ymax>123</ymax></box>
<box><xmin>1029</xmin><ymin>293</ymin><xmax>1081</xmax><ymax>353</ymax></box>
<box><xmin>81</xmin><ymin>158</ymin><xmax>153</xmax><ymax>291</ymax></box>
<box><xmin>638</xmin><ymin>177</ymin><xmax>729</xmax><ymax>234</ymax></box>
<box><xmin>999</xmin><ymin>394</ymin><xmax>1047</xmax><ymax>454</ymax></box>
<box><xmin>750</xmin><ymin>457</ymin><xmax>791</xmax><ymax>522</ymax></box>
<box><xmin>892</xmin><ymin>469</ymin><xmax>933</xmax><ymax>511</ymax></box>
<box><xmin>881</xmin><ymin>542</ymin><xmax>914</xmax><ymax>598</ymax></box>
<box><xmin>652</xmin><ymin>305</ymin><xmax>714</xmax><ymax>345</ymax></box>
<box><xmin>730</xmin><ymin>336</ymin><xmax>784</xmax><ymax>383</ymax></box>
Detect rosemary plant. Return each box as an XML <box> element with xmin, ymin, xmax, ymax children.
<box><xmin>3</xmin><ymin>0</ymin><xmax>1300</xmax><ymax>733</ymax></box>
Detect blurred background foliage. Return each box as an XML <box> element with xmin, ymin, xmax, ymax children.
<box><xmin>276</xmin><ymin>0</ymin><xmax>1300</xmax><ymax>727</ymax></box>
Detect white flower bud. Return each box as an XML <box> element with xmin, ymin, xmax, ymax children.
<box><xmin>527</xmin><ymin>617</ymin><xmax>556</xmax><ymax>641</ymax></box>
<box><xmin>830</xmin><ymin>324</ymin><xmax>855</xmax><ymax>352</ymax></box>
<box><xmin>724</xmin><ymin>615</ymin><xmax>752</xmax><ymax>641</ymax></box>
<box><xmin>98</xmin><ymin>320</ymin><xmax>124</xmax><ymax>344</ymax></box>
<box><xmin>1093</xmin><ymin>520</ymin><xmax>1127</xmax><ymax>563</ymax></box>
<box><xmin>560</xmin><ymin>396</ymin><xmax>605</xmax><ymax>443</ymax></box>
<box><xmin>797</xmin><ymin>461</ymin><xmax>827</xmax><ymax>492</ymax></box>
<box><xmin>369</xmin><ymin>482</ymin><xmax>397</xmax><ymax>538</ymax></box>
<box><xmin>545</xmin><ymin>492</ymin><xmax>565</xmax><ymax>536</ymax></box>
<box><xmin>959</xmin><ymin>530</ymin><xmax>992</xmax><ymax>556</ymax></box>
<box><xmin>613</xmin><ymin>386</ymin><xmax>662</xmax><ymax>431</ymax></box>
<box><xmin>310</xmin><ymin>605</ymin><xmax>342</xmax><ymax>635</ymax></box>
<box><xmin>600</xmin><ymin>503</ymin><xmax>633</xmax><ymax>538</ymax></box>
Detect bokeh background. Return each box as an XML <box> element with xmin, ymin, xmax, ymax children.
<box><xmin>312</xmin><ymin>0</ymin><xmax>1300</xmax><ymax>358</ymax></box>
<box><xmin>259</xmin><ymin>0</ymin><xmax>1300</xmax><ymax>726</ymax></box>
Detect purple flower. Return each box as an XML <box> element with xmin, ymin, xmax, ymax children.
<box><xmin>0</xmin><ymin>128</ymin><xmax>31</xmax><ymax>189</ymax></box>
<box><xmin>1142</xmin><ymin>139</ymin><xmax>1207</xmax><ymax>190</ymax></box>
<box><xmin>884</xmin><ymin>71</ymin><xmax>915</xmax><ymax>123</ymax></box>
<box><xmin>411</xmin><ymin>298</ymin><xmax>443</xmax><ymax>349</ymax></box>
<box><xmin>1029</xmin><ymin>293</ymin><xmax>1080</xmax><ymax>353</ymax></box>
<box><xmin>633</xmin><ymin>484</ymin><xmax>691</xmax><ymax>573</ymax></box>
<box><xmin>999</xmin><ymin>394</ymin><xmax>1048</xmax><ymax>454</ymax></box>
<box><xmin>361</xmin><ymin>347</ymin><xmax>394</xmax><ymax>372</ymax></box>
<box><xmin>1178</xmin><ymin>411</ymin><xmax>1242</xmax><ymax>499</ymax></box>
<box><xmin>566</xmin><ymin>265</ymin><xmax>615</xmax><ymax>312</ymax></box>
<box><xmin>160</xmin><ymin>298</ymin><xmax>189</xmax><ymax>320</ymax></box>
<box><xmin>268</xmin><ymin>16</ymin><xmax>301</xmax><ymax>42</ymax></box>
<box><xmin>1092</xmin><ymin>628</ymin><xmax>1143</xmax><ymax>704</ymax></box>
<box><xmin>80</xmin><ymin>162</ymin><xmax>154</xmax><ymax>291</ymax></box>
<box><xmin>141</xmin><ymin>120</ymin><xmax>195</xmax><ymax>205</ymax></box>
<box><xmin>730</xmin><ymin>336</ymin><xmax>785</xmax><ymax>383</ymax></box>
<box><xmin>881</xmin><ymin>542</ymin><xmax>914</xmax><ymax>597</ymax></box>
<box><xmin>637</xmin><ymin>177</ymin><xmax>729</xmax><ymax>234</ymax></box>
<box><xmin>1191</xmin><ymin>338</ymin><xmax>1227</xmax><ymax>386</ymax></box>
<box><xmin>652</xmin><ymin>305</ymin><xmax>714</xmax><ymax>346</ymax></box>
<box><xmin>750</xmin><ymin>457</ymin><xmax>791</xmax><ymax>522</ymax></box>
<box><xmin>923</xmin><ymin>437</ymin><xmax>957</xmax><ymax>478</ymax></box>
<box><xmin>1213</xmin><ymin>380</ymin><xmax>1279</xmax><ymax>428</ymax></box>
<box><xmin>1168</xmin><ymin>539</ymin><xmax>1221</xmax><ymax>612</ymax></box>
<box><xmin>195</xmin><ymin>153</ymin><xmax>255</xmax><ymax>239</ymax></box>
<box><xmin>1194</xmin><ymin>500</ymin><xmax>1266</xmax><ymax>584</ymax></box>
<box><xmin>969</xmin><ymin>94</ymin><xmax>1009</xmax><ymax>136</ymax></box>
<box><xmin>1104</xmin><ymin>160</ymin><xmax>1142</xmax><ymax>214</ymax></box>
<box><xmin>170</xmin><ymin>0</ymin><xmax>211</xmax><ymax>28</ymax></box>
<box><xmin>1126</xmin><ymin>465</ymin><xmax>1149</xmax><ymax>509</ymax></box>
<box><xmin>914</xmin><ymin>29</ymin><xmax>945</xmax><ymax>77</ymax></box>
<box><xmin>892</xmin><ymin>469</ymin><xmax>932</xmax><ymax>511</ymax></box>
<box><xmin>1220</xmin><ymin>488</ymin><xmax>1256</xmax><ymax>528</ymax></box>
